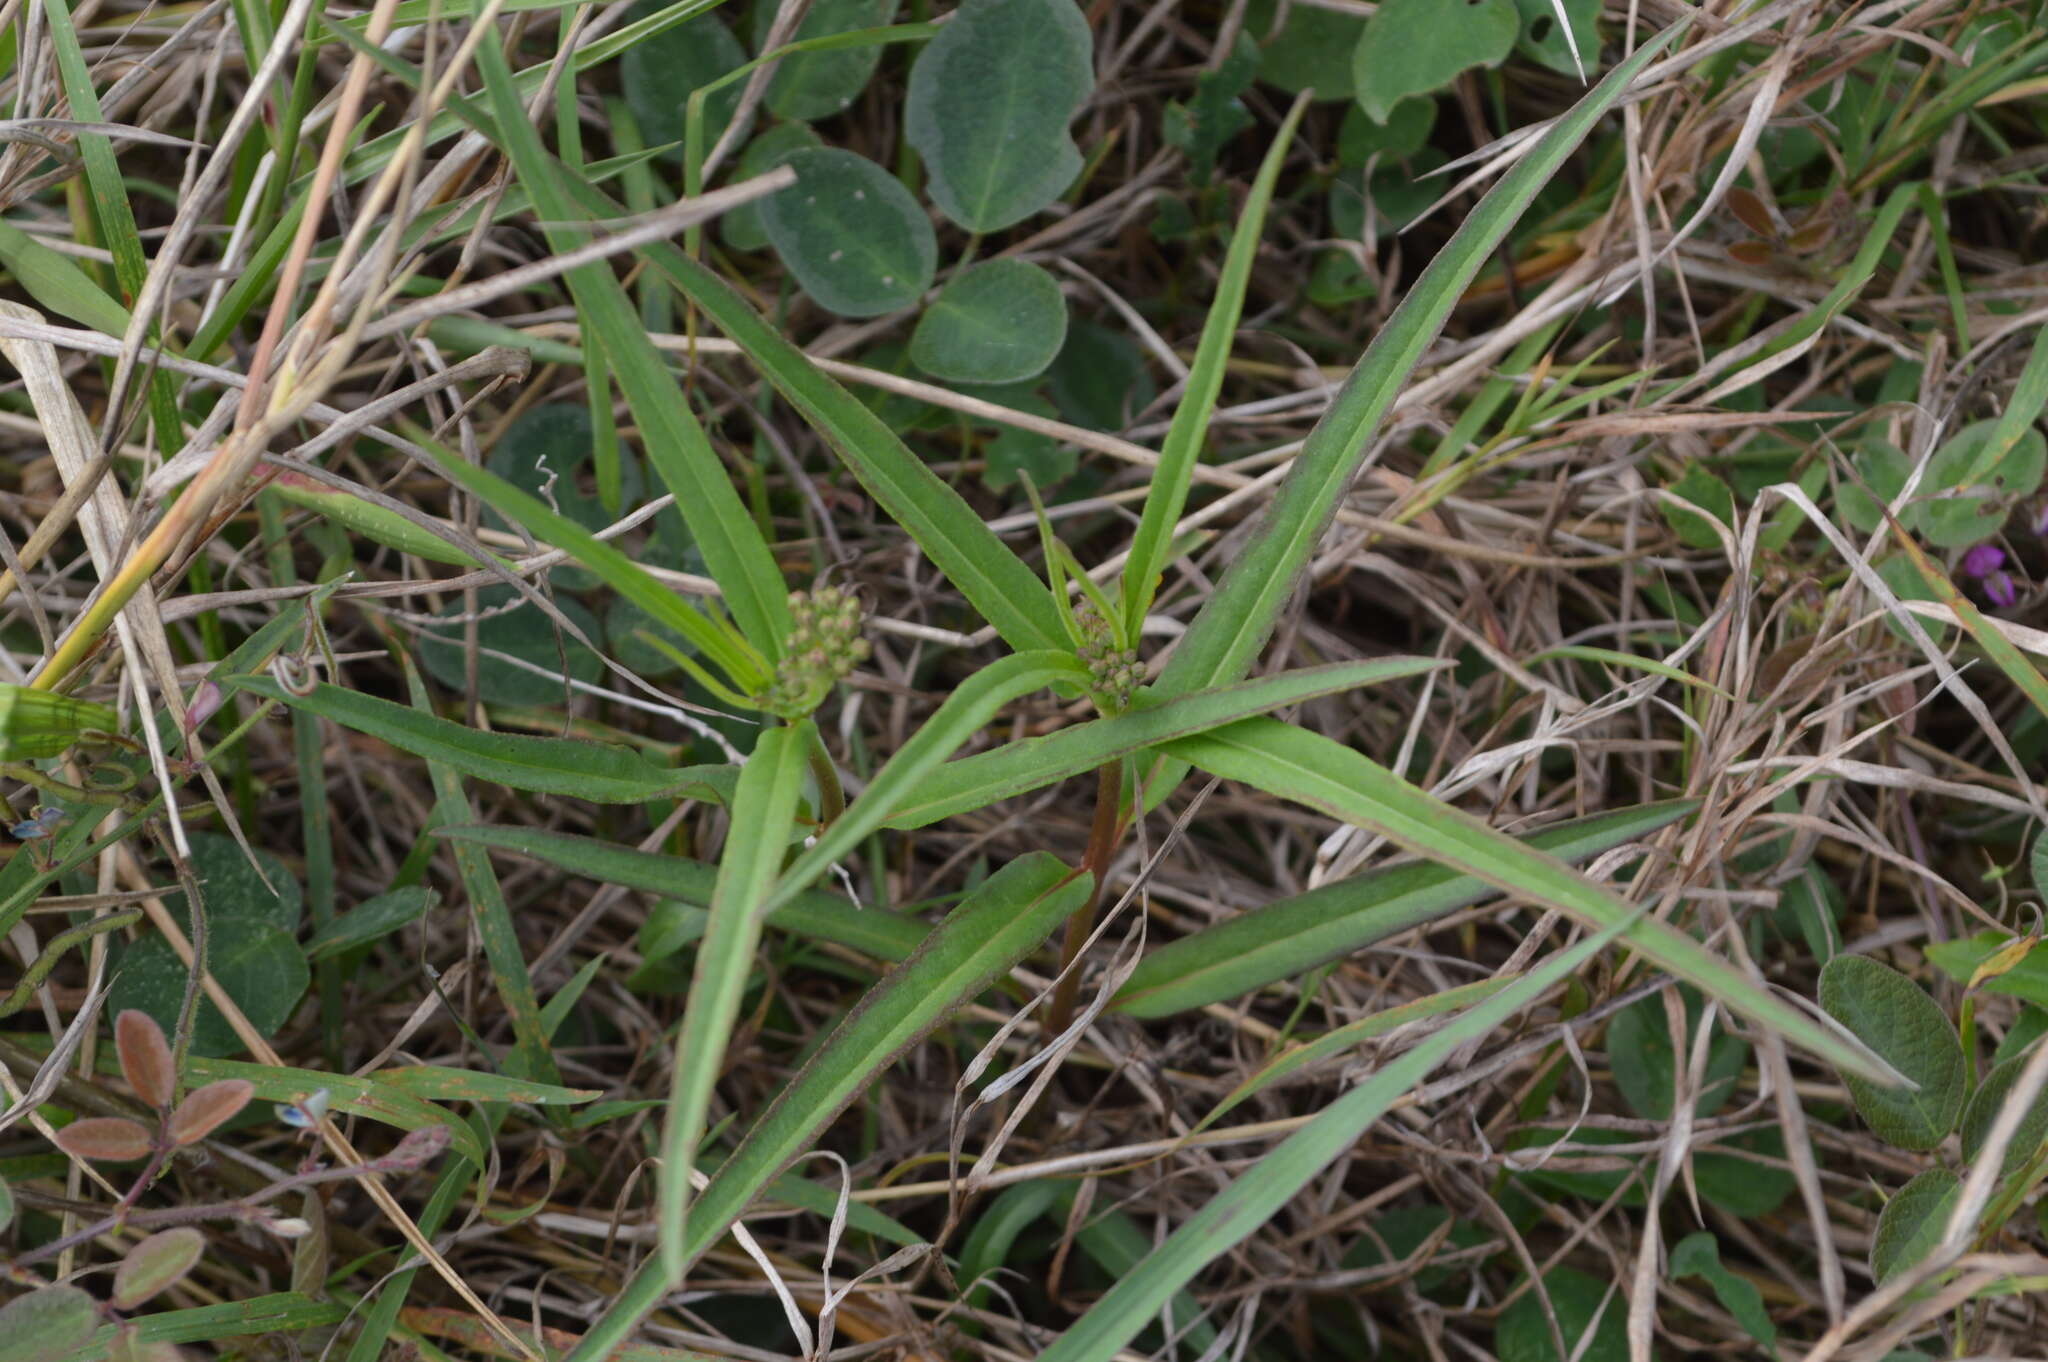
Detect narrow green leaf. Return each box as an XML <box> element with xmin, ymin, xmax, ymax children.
<box><xmin>886</xmin><ymin>658</ymin><xmax>1444</xmax><ymax>830</ymax></box>
<box><xmin>227</xmin><ymin>677</ymin><xmax>737</xmax><ymax>805</ymax></box>
<box><xmin>1033</xmin><ymin>903</ymin><xmax>1633</xmax><ymax>1362</ymax></box>
<box><xmin>657</xmin><ymin>722</ymin><xmax>812</xmax><ymax>1282</ymax></box>
<box><xmin>1163</xmin><ymin>716</ymin><xmax>1890</xmax><ymax>1081</ymax></box>
<box><xmin>1195</xmin><ymin>976</ymin><xmax>1513</xmax><ymax>1130</ymax></box>
<box><xmin>434</xmin><ymin>825</ymin><xmax>928</xmax><ymax>961</ymax></box>
<box><xmin>474</xmin><ymin>37</ymin><xmax>790</xmax><ymax>656</ymax></box>
<box><xmin>561</xmin><ymin>852</ymin><xmax>1092</xmax><ymax>1362</ymax></box>
<box><xmin>0</xmin><ymin>219</ymin><xmax>133</xmax><ymax>335</ymax></box>
<box><xmin>1115</xmin><ymin>800</ymin><xmax>1696</xmax><ymax>1018</ymax></box>
<box><xmin>1122</xmin><ymin>95</ymin><xmax>1309</xmax><ymax>635</ymax></box>
<box><xmin>765</xmin><ymin>653</ymin><xmax>1087</xmax><ymax>917</ymax></box>
<box><xmin>403</xmin><ymin>430</ymin><xmax>767</xmax><ymax>688</ymax></box>
<box><xmin>639</xmin><ymin>246</ymin><xmax>1069</xmax><ymax>654</ymax></box>
<box><xmin>1154</xmin><ymin>20</ymin><xmax>1687</xmax><ymax>712</ymax></box>
<box><xmin>305</xmin><ymin>887</ymin><xmax>438</xmax><ymax>961</ymax></box>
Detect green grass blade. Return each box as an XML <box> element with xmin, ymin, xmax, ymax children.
<box><xmin>228</xmin><ymin>678</ymin><xmax>738</xmax><ymax>805</ymax></box>
<box><xmin>657</xmin><ymin>721</ymin><xmax>813</xmax><ymax>1283</ymax></box>
<box><xmin>650</xmin><ymin>247</ymin><xmax>1071</xmax><ymax>655</ymax></box>
<box><xmin>1163</xmin><ymin>717</ymin><xmax>1889</xmax><ymax>1081</ymax></box>
<box><xmin>406</xmin><ymin>659</ymin><xmax>561</xmax><ymax>1087</ymax></box>
<box><xmin>561</xmin><ymin>851</ymin><xmax>1092</xmax><ymax>1362</ymax></box>
<box><xmin>1193</xmin><ymin>977</ymin><xmax>1515</xmax><ymax>1132</ymax></box>
<box><xmin>884</xmin><ymin>658</ymin><xmax>1443</xmax><ymax>830</ymax></box>
<box><xmin>1112</xmin><ymin>799</ymin><xmax>1698</xmax><ymax>1018</ymax></box>
<box><xmin>1156</xmin><ymin>21</ymin><xmax>1688</xmax><ymax>706</ymax></box>
<box><xmin>434</xmin><ymin>825</ymin><xmax>929</xmax><ymax>962</ymax></box>
<box><xmin>1121</xmin><ymin>94</ymin><xmax>1308</xmax><ymax>635</ymax></box>
<box><xmin>1034</xmin><ymin>912</ymin><xmax>1635</xmax><ymax>1362</ymax></box>
<box><xmin>407</xmin><ymin>427</ymin><xmax>768</xmax><ymax>687</ymax></box>
<box><xmin>766</xmin><ymin>652</ymin><xmax>1089</xmax><ymax>914</ymax></box>
<box><xmin>0</xmin><ymin>219</ymin><xmax>134</xmax><ymax>335</ymax></box>
<box><xmin>474</xmin><ymin>38</ymin><xmax>791</xmax><ymax>658</ymax></box>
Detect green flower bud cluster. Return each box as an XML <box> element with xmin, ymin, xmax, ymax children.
<box><xmin>762</xmin><ymin>586</ymin><xmax>870</xmax><ymax>718</ymax></box>
<box><xmin>1073</xmin><ymin>606</ymin><xmax>1143</xmax><ymax>711</ymax></box>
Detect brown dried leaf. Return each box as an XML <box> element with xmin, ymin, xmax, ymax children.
<box><xmin>116</xmin><ymin>1010</ymin><xmax>176</xmax><ymax>1110</ymax></box>
<box><xmin>166</xmin><ymin>1080</ymin><xmax>253</xmax><ymax>1146</ymax></box>
<box><xmin>1727</xmin><ymin>185</ymin><xmax>1776</xmax><ymax>238</ymax></box>
<box><xmin>113</xmin><ymin>1227</ymin><xmax>205</xmax><ymax>1309</ymax></box>
<box><xmin>53</xmin><ymin>1116</ymin><xmax>153</xmax><ymax>1162</ymax></box>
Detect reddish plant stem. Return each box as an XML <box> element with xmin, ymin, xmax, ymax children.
<box><xmin>1042</xmin><ymin>760</ymin><xmax>1124</xmax><ymax>1042</ymax></box>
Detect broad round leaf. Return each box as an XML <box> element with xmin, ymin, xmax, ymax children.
<box><xmin>1338</xmin><ymin>97</ymin><xmax>1436</xmax><ymax>166</ymax></box>
<box><xmin>0</xmin><ymin>1286</ymin><xmax>98</xmax><ymax>1362</ymax></box>
<box><xmin>762</xmin><ymin>0</ymin><xmax>897</xmax><ymax>121</ymax></box>
<box><xmin>1244</xmin><ymin>0</ymin><xmax>1364</xmax><ymax>101</ymax></box>
<box><xmin>621</xmin><ymin>10</ymin><xmax>750</xmax><ymax>161</ymax></box>
<box><xmin>1872</xmin><ymin>1166</ymin><xmax>1961</xmax><ymax>1283</ymax></box>
<box><xmin>1960</xmin><ymin>1053</ymin><xmax>2048</xmax><ymax>1178</ymax></box>
<box><xmin>1048</xmin><ymin>320</ymin><xmax>1155</xmax><ymax>432</ymax></box>
<box><xmin>170</xmin><ymin>832</ymin><xmax>301</xmax><ymax>936</ymax></box>
<box><xmin>116</xmin><ymin>1009</ymin><xmax>176</xmax><ymax>1109</ymax></box>
<box><xmin>168</xmin><ymin>1079</ymin><xmax>256</xmax><ymax>1146</ymax></box>
<box><xmin>1353</xmin><ymin>0</ymin><xmax>1518</xmax><ymax>124</ymax></box>
<box><xmin>111</xmin><ymin>927</ymin><xmax>309</xmax><ymax>1059</ymax></box>
<box><xmin>759</xmin><ymin>148</ymin><xmax>934</xmax><ymax>316</ymax></box>
<box><xmin>53</xmin><ymin>1116</ymin><xmax>153</xmax><ymax>1162</ymax></box>
<box><xmin>1836</xmin><ymin>436</ymin><xmax>1912</xmax><ymax>536</ymax></box>
<box><xmin>417</xmin><ymin>586</ymin><xmax>604</xmax><ymax>707</ymax></box>
<box><xmin>113</xmin><ymin>1227</ymin><xmax>205</xmax><ymax>1309</ymax></box>
<box><xmin>482</xmin><ymin>403</ymin><xmax>647</xmax><ymax>586</ymax></box>
<box><xmin>1495</xmin><ymin>1266</ymin><xmax>1627</xmax><ymax>1362</ymax></box>
<box><xmin>1918</xmin><ymin>418</ymin><xmax>2047</xmax><ymax>547</ymax></box>
<box><xmin>904</xmin><ymin>0</ymin><xmax>1093</xmax><ymax>231</ymax></box>
<box><xmin>1818</xmin><ymin>954</ymin><xmax>1964</xmax><ymax>1151</ymax></box>
<box><xmin>910</xmin><ymin>259</ymin><xmax>1068</xmax><ymax>385</ymax></box>
<box><xmin>1606</xmin><ymin>992</ymin><xmax>1748</xmax><ymax>1121</ymax></box>
<box><xmin>1514</xmin><ymin>0</ymin><xmax>1601</xmax><ymax>76</ymax></box>
<box><xmin>721</xmin><ymin>122</ymin><xmax>824</xmax><ymax>252</ymax></box>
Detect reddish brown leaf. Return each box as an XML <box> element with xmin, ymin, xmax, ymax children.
<box><xmin>1727</xmin><ymin>185</ymin><xmax>1775</xmax><ymax>238</ymax></box>
<box><xmin>113</xmin><ymin>1227</ymin><xmax>205</xmax><ymax>1309</ymax></box>
<box><xmin>1726</xmin><ymin>241</ymin><xmax>1774</xmax><ymax>267</ymax></box>
<box><xmin>53</xmin><ymin>1116</ymin><xmax>153</xmax><ymax>1162</ymax></box>
<box><xmin>166</xmin><ymin>1079</ymin><xmax>253</xmax><ymax>1147</ymax></box>
<box><xmin>116</xmin><ymin>1010</ymin><xmax>176</xmax><ymax>1110</ymax></box>
<box><xmin>1786</xmin><ymin>216</ymin><xmax>1834</xmax><ymax>253</ymax></box>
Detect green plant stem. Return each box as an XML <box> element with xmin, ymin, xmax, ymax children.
<box><xmin>807</xmin><ymin>726</ymin><xmax>845</xmax><ymax>829</ymax></box>
<box><xmin>1043</xmin><ymin>759</ymin><xmax>1124</xmax><ymax>1041</ymax></box>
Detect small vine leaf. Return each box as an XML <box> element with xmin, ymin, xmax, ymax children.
<box><xmin>167</xmin><ymin>1079</ymin><xmax>255</xmax><ymax>1146</ymax></box>
<box><xmin>1871</xmin><ymin>1166</ymin><xmax>1962</xmax><ymax>1283</ymax></box>
<box><xmin>116</xmin><ymin>1009</ymin><xmax>176</xmax><ymax>1109</ymax></box>
<box><xmin>904</xmin><ymin>0</ymin><xmax>1093</xmax><ymax>231</ymax></box>
<box><xmin>53</xmin><ymin>1116</ymin><xmax>153</xmax><ymax>1162</ymax></box>
<box><xmin>1818</xmin><ymin>954</ymin><xmax>1964</xmax><ymax>1151</ymax></box>
<box><xmin>0</xmin><ymin>1285</ymin><xmax>99</xmax><ymax>1362</ymax></box>
<box><xmin>113</xmin><ymin>1227</ymin><xmax>206</xmax><ymax>1309</ymax></box>
<box><xmin>759</xmin><ymin>148</ymin><xmax>935</xmax><ymax>317</ymax></box>
<box><xmin>910</xmin><ymin>259</ymin><xmax>1069</xmax><ymax>385</ymax></box>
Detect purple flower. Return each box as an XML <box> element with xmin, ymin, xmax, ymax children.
<box><xmin>1963</xmin><ymin>543</ymin><xmax>2019</xmax><ymax>608</ymax></box>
